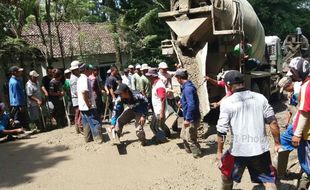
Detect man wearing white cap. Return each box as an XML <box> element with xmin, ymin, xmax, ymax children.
<box><xmin>26</xmin><ymin>70</ymin><xmax>44</xmax><ymax>131</ymax></box>
<box><xmin>158</xmin><ymin>62</ymin><xmax>173</xmax><ymax>89</ymax></box>
<box><xmin>128</xmin><ymin>65</ymin><xmax>134</xmax><ymax>88</ymax></box>
<box><xmin>69</xmin><ymin>60</ymin><xmax>82</xmax><ymax>134</ymax></box>
<box><xmin>138</xmin><ymin>64</ymin><xmax>151</xmax><ymax>99</ymax></box>
<box><xmin>131</xmin><ymin>64</ymin><xmax>142</xmax><ymax>90</ymax></box>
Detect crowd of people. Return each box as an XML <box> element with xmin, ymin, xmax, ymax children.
<box><xmin>0</xmin><ymin>56</ymin><xmax>310</xmax><ymax>189</ymax></box>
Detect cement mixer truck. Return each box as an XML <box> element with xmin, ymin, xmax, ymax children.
<box><xmin>159</xmin><ymin>0</ymin><xmax>283</xmax><ymax>117</ymax></box>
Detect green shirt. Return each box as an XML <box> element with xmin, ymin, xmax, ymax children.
<box><xmin>137</xmin><ymin>75</ymin><xmax>151</xmax><ymax>97</ymax></box>
<box><xmin>63</xmin><ymin>79</ymin><xmax>71</xmax><ymax>102</ymax></box>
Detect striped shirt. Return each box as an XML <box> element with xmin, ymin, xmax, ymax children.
<box><xmin>293</xmin><ymin>78</ymin><xmax>310</xmax><ymax>140</ymax></box>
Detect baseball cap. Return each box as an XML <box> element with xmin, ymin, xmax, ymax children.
<box><xmin>29</xmin><ymin>70</ymin><xmax>40</xmax><ymax>77</ymax></box>
<box><xmin>223</xmin><ymin>70</ymin><xmax>244</xmax><ymax>85</ymax></box>
<box><xmin>145</xmin><ymin>68</ymin><xmax>158</xmax><ymax>77</ymax></box>
<box><xmin>115</xmin><ymin>83</ymin><xmax>130</xmax><ymax>95</ymax></box>
<box><xmin>287</xmin><ymin>57</ymin><xmax>310</xmax><ymax>82</ymax></box>
<box><xmin>70</xmin><ymin>60</ymin><xmax>80</xmax><ymax>71</ymax></box>
<box><xmin>124</xmin><ymin>68</ymin><xmax>129</xmax><ymax>73</ymax></box>
<box><xmin>158</xmin><ymin>62</ymin><xmax>168</xmax><ymax>69</ymax></box>
<box><xmin>175</xmin><ymin>68</ymin><xmax>188</xmax><ymax>78</ymax></box>
<box><xmin>135</xmin><ymin>64</ymin><xmax>141</xmax><ymax>69</ymax></box>
<box><xmin>128</xmin><ymin>65</ymin><xmax>134</xmax><ymax>69</ymax></box>
<box><xmin>141</xmin><ymin>64</ymin><xmax>149</xmax><ymax>71</ymax></box>
<box><xmin>107</xmin><ymin>69</ymin><xmax>111</xmax><ymax>74</ymax></box>
<box><xmin>9</xmin><ymin>66</ymin><xmax>24</xmax><ymax>73</ymax></box>
<box><xmin>278</xmin><ymin>76</ymin><xmax>292</xmax><ymax>93</ymax></box>
<box><xmin>79</xmin><ymin>64</ymin><xmax>91</xmax><ymax>72</ymax></box>
<box><xmin>64</xmin><ymin>69</ymin><xmax>71</xmax><ymax>74</ymax></box>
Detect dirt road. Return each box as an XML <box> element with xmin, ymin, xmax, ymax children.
<box><xmin>0</xmin><ymin>102</ymin><xmax>300</xmax><ymax>190</ymax></box>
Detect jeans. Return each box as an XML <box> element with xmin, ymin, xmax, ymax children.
<box><xmin>81</xmin><ymin>109</ymin><xmax>102</xmax><ymax>142</ymax></box>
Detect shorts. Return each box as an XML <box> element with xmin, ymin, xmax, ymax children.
<box><xmin>280</xmin><ymin>124</ymin><xmax>295</xmax><ymax>151</ymax></box>
<box><xmin>221</xmin><ymin>151</ymin><xmax>276</xmax><ymax>184</ymax></box>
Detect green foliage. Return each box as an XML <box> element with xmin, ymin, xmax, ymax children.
<box><xmin>248</xmin><ymin>0</ymin><xmax>310</xmax><ymax>39</ymax></box>
<box><xmin>104</xmin><ymin>0</ymin><xmax>172</xmax><ymax>67</ymax></box>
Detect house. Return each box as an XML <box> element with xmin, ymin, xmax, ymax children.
<box><xmin>0</xmin><ymin>22</ymin><xmax>127</xmax><ymax>105</ymax></box>
<box><xmin>22</xmin><ymin>22</ymin><xmax>128</xmax><ymax>75</ymax></box>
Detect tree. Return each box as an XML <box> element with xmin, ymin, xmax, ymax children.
<box><xmin>103</xmin><ymin>0</ymin><xmax>172</xmax><ymax>68</ymax></box>
<box><xmin>248</xmin><ymin>0</ymin><xmax>310</xmax><ymax>39</ymax></box>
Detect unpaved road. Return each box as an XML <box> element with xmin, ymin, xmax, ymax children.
<box><xmin>0</xmin><ymin>102</ymin><xmax>300</xmax><ymax>190</ymax></box>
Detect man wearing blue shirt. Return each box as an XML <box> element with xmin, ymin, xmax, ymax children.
<box><xmin>175</xmin><ymin>68</ymin><xmax>202</xmax><ymax>158</ymax></box>
<box><xmin>9</xmin><ymin>66</ymin><xmax>29</xmax><ymax>130</ymax></box>
<box><xmin>0</xmin><ymin>103</ymin><xmax>24</xmax><ymax>139</ymax></box>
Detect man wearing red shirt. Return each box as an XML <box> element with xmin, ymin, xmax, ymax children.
<box><xmin>146</xmin><ymin>68</ymin><xmax>169</xmax><ymax>143</ymax></box>
<box><xmin>287</xmin><ymin>57</ymin><xmax>310</xmax><ymax>188</ymax></box>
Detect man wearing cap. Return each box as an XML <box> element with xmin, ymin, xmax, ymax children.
<box><xmin>70</xmin><ymin>61</ymin><xmax>82</xmax><ymax>134</ymax></box>
<box><xmin>138</xmin><ymin>64</ymin><xmax>151</xmax><ymax>98</ymax></box>
<box><xmin>175</xmin><ymin>68</ymin><xmax>202</xmax><ymax>158</ymax></box>
<box><xmin>158</xmin><ymin>62</ymin><xmax>173</xmax><ymax>89</ymax></box>
<box><xmin>77</xmin><ymin>64</ymin><xmax>103</xmax><ymax>143</ymax></box>
<box><xmin>0</xmin><ymin>102</ymin><xmax>24</xmax><ymax>139</ymax></box>
<box><xmin>286</xmin><ymin>57</ymin><xmax>310</xmax><ymax>188</ymax></box>
<box><xmin>26</xmin><ymin>70</ymin><xmax>44</xmax><ymax>132</ymax></box>
<box><xmin>9</xmin><ymin>66</ymin><xmax>29</xmax><ymax>130</ymax></box>
<box><xmin>131</xmin><ymin>64</ymin><xmax>142</xmax><ymax>90</ymax></box>
<box><xmin>146</xmin><ymin>68</ymin><xmax>169</xmax><ymax>142</ymax></box>
<box><xmin>121</xmin><ymin>68</ymin><xmax>131</xmax><ymax>88</ymax></box>
<box><xmin>111</xmin><ymin>83</ymin><xmax>148</xmax><ymax>146</ymax></box>
<box><xmin>216</xmin><ymin>70</ymin><xmax>280</xmax><ymax>190</ymax></box>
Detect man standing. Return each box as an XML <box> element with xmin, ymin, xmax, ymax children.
<box><xmin>175</xmin><ymin>68</ymin><xmax>202</xmax><ymax>158</ymax></box>
<box><xmin>49</xmin><ymin>69</ymin><xmax>66</xmax><ymax>128</ymax></box>
<box><xmin>41</xmin><ymin>66</ymin><xmax>54</xmax><ymax>99</ymax></box>
<box><xmin>121</xmin><ymin>68</ymin><xmax>131</xmax><ymax>88</ymax></box>
<box><xmin>286</xmin><ymin>57</ymin><xmax>310</xmax><ymax>189</ymax></box>
<box><xmin>111</xmin><ymin>83</ymin><xmax>148</xmax><ymax>146</ymax></box>
<box><xmin>158</xmin><ymin>62</ymin><xmax>173</xmax><ymax>89</ymax></box>
<box><xmin>70</xmin><ymin>61</ymin><xmax>82</xmax><ymax>134</ymax></box>
<box><xmin>131</xmin><ymin>64</ymin><xmax>142</xmax><ymax>90</ymax></box>
<box><xmin>77</xmin><ymin>64</ymin><xmax>103</xmax><ymax>143</ymax></box>
<box><xmin>106</xmin><ymin>66</ymin><xmax>120</xmax><ymax>102</ymax></box>
<box><xmin>89</xmin><ymin>65</ymin><xmax>104</xmax><ymax>117</ymax></box>
<box><xmin>216</xmin><ymin>70</ymin><xmax>280</xmax><ymax>190</ymax></box>
<box><xmin>26</xmin><ymin>71</ymin><xmax>44</xmax><ymax>132</ymax></box>
<box><xmin>139</xmin><ymin>64</ymin><xmax>151</xmax><ymax>99</ymax></box>
<box><xmin>146</xmin><ymin>68</ymin><xmax>169</xmax><ymax>142</ymax></box>
<box><xmin>9</xmin><ymin>66</ymin><xmax>29</xmax><ymax>130</ymax></box>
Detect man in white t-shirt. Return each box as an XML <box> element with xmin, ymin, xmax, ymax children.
<box><xmin>69</xmin><ymin>60</ymin><xmax>82</xmax><ymax>134</ymax></box>
<box><xmin>77</xmin><ymin>64</ymin><xmax>103</xmax><ymax>143</ymax></box>
<box><xmin>216</xmin><ymin>70</ymin><xmax>281</xmax><ymax>190</ymax></box>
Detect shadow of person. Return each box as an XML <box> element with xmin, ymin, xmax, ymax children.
<box><xmin>0</xmin><ymin>141</ymin><xmax>69</xmax><ymax>188</ymax></box>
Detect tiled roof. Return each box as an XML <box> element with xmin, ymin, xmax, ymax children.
<box><xmin>21</xmin><ymin>22</ymin><xmax>116</xmax><ymax>58</ymax></box>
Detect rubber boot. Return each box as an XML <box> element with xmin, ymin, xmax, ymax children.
<box><xmin>221</xmin><ymin>177</ymin><xmax>233</xmax><ymax>190</ymax></box>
